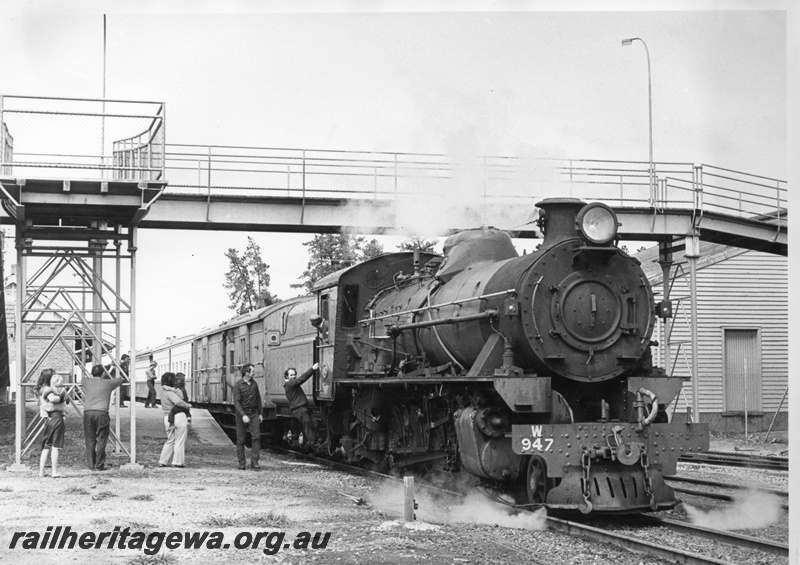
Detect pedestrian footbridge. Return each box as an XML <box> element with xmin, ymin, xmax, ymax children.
<box><xmin>0</xmin><ymin>95</ymin><xmax>786</xmax><ymax>256</ymax></box>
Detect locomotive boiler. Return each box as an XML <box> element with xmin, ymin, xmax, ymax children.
<box><xmin>334</xmin><ymin>198</ymin><xmax>708</xmax><ymax>513</ymax></box>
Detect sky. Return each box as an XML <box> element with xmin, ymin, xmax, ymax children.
<box><xmin>0</xmin><ymin>1</ymin><xmax>793</xmax><ymax>351</ymax></box>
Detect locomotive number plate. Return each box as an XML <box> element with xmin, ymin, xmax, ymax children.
<box><xmin>517</xmin><ymin>425</ymin><xmax>554</xmax><ymax>453</ymax></box>
<box><xmin>520</xmin><ymin>436</ymin><xmax>554</xmax><ymax>452</ymax></box>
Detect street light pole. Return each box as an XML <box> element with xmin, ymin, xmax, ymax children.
<box><xmin>622</xmin><ymin>37</ymin><xmax>655</xmax><ymax>207</ymax></box>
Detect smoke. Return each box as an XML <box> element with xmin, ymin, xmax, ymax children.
<box><xmin>683</xmin><ymin>489</ymin><xmax>784</xmax><ymax>531</ymax></box>
<box><xmin>336</xmin><ymin>145</ymin><xmax>571</xmax><ymax>241</ymax></box>
<box><xmin>366</xmin><ymin>480</ymin><xmax>547</xmax><ymax>531</ymax></box>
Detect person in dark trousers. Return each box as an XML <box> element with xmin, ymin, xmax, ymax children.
<box><xmin>283</xmin><ymin>362</ymin><xmax>319</xmax><ymax>449</ymax></box>
<box><xmin>82</xmin><ymin>364</ymin><xmax>123</xmax><ymax>470</ymax></box>
<box><xmin>144</xmin><ymin>361</ymin><xmax>158</xmax><ymax>408</ymax></box>
<box><xmin>233</xmin><ymin>363</ymin><xmax>262</xmax><ymax>471</ymax></box>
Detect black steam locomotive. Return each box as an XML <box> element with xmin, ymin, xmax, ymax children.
<box><xmin>148</xmin><ymin>198</ymin><xmax>708</xmax><ymax>513</ymax></box>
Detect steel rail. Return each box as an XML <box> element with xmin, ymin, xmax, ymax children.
<box><xmin>666</xmin><ymin>475</ymin><xmax>788</xmax><ymax>497</ymax></box>
<box><xmin>638</xmin><ymin>515</ymin><xmax>788</xmax><ymax>558</ymax></box>
<box><xmin>679</xmin><ymin>451</ymin><xmax>788</xmax><ymax>471</ymax></box>
<box><xmin>1</xmin><ymin>93</ymin><xmax>165</xmax><ymax>104</ymax></box>
<box><xmin>3</xmin><ymin>109</ymin><xmax>163</xmax><ymax>120</ymax></box>
<box><xmin>544</xmin><ymin>516</ymin><xmax>730</xmax><ymax>565</ymax></box>
<box><xmin>671</xmin><ymin>486</ymin><xmax>789</xmax><ymax>510</ymax></box>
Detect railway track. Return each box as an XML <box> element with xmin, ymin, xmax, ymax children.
<box><xmin>679</xmin><ymin>451</ymin><xmax>788</xmax><ymax>471</ymax></box>
<box><xmin>666</xmin><ymin>475</ymin><xmax>789</xmax><ymax>510</ymax></box>
<box><xmin>269</xmin><ymin>445</ymin><xmax>787</xmax><ymax>564</ymax></box>
<box><xmin>638</xmin><ymin>515</ymin><xmax>788</xmax><ymax>558</ymax></box>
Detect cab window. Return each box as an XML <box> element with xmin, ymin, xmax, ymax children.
<box><xmin>342</xmin><ymin>284</ymin><xmax>359</xmax><ymax>328</ymax></box>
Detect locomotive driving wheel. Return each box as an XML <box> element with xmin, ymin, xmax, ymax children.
<box><xmin>527</xmin><ymin>455</ymin><xmax>549</xmax><ymax>505</ymax></box>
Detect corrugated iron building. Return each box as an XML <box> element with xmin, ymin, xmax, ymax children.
<box><xmin>637</xmin><ymin>243</ymin><xmax>788</xmax><ymax>433</ymax></box>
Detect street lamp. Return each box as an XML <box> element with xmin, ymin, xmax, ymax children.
<box><xmin>621</xmin><ymin>37</ymin><xmax>655</xmax><ymax>207</ymax></box>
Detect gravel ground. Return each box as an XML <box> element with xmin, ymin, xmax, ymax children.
<box><xmin>0</xmin><ymin>403</ymin><xmax>791</xmax><ymax>565</ymax></box>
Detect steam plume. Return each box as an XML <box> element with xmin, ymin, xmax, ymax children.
<box><xmin>684</xmin><ymin>489</ymin><xmax>783</xmax><ymax>531</ymax></box>
<box><xmin>366</xmin><ymin>481</ymin><xmax>547</xmax><ymax>530</ymax></box>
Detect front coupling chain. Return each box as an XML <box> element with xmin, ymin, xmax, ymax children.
<box><xmin>580</xmin><ymin>448</ymin><xmax>593</xmax><ymax>514</ymax></box>
<box><xmin>640</xmin><ymin>447</ymin><xmax>657</xmax><ymax>511</ymax></box>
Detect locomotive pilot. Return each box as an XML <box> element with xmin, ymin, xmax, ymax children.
<box><xmin>283</xmin><ymin>363</ymin><xmax>319</xmax><ymax>450</ymax></box>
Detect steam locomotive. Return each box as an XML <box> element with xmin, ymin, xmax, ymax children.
<box><xmin>139</xmin><ymin>198</ymin><xmax>708</xmax><ymax>513</ymax></box>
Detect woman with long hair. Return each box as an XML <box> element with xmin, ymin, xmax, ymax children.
<box><xmin>36</xmin><ymin>369</ymin><xmax>68</xmax><ymax>477</ymax></box>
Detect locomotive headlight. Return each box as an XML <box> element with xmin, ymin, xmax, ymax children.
<box><xmin>576</xmin><ymin>203</ymin><xmax>618</xmax><ymax>245</ymax></box>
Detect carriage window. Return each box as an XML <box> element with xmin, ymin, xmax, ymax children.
<box><xmin>342</xmin><ymin>284</ymin><xmax>359</xmax><ymax>328</ymax></box>
<box><xmin>238</xmin><ymin>336</ymin><xmax>246</xmax><ymax>363</ymax></box>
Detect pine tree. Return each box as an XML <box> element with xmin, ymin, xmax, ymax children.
<box><xmin>292</xmin><ymin>234</ymin><xmax>384</xmax><ymax>293</ymax></box>
<box><xmin>361</xmin><ymin>238</ymin><xmax>385</xmax><ymax>260</ymax></box>
<box><xmin>223</xmin><ymin>237</ymin><xmax>279</xmax><ymax>314</ymax></box>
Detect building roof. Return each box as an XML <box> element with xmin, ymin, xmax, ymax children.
<box><xmin>635</xmin><ymin>241</ymin><xmax>749</xmax><ymax>286</ymax></box>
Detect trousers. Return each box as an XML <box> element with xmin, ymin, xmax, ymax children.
<box><xmin>159</xmin><ymin>412</ymin><xmax>188</xmax><ymax>466</ymax></box>
<box><xmin>145</xmin><ymin>383</ymin><xmax>157</xmax><ymax>407</ymax></box>
<box><xmin>235</xmin><ymin>411</ymin><xmax>260</xmax><ymax>467</ymax></box>
<box><xmin>83</xmin><ymin>410</ymin><xmax>110</xmax><ymax>469</ymax></box>
<box><xmin>293</xmin><ymin>406</ymin><xmax>316</xmax><ymax>446</ymax></box>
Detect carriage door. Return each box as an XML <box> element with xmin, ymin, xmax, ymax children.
<box><xmin>316</xmin><ymin>291</ymin><xmax>336</xmax><ymax>401</ymax></box>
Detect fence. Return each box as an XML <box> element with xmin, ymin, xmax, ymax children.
<box><xmin>163</xmin><ymin>144</ymin><xmax>787</xmax><ymax>225</ymax></box>
<box><xmin>0</xmin><ymin>94</ymin><xmax>165</xmax><ymax>181</ymax></box>
<box><xmin>0</xmin><ymin>93</ymin><xmax>786</xmax><ymax>225</ymax></box>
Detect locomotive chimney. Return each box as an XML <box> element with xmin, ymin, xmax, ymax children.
<box><xmin>536</xmin><ymin>198</ymin><xmax>586</xmax><ymax>247</ymax></box>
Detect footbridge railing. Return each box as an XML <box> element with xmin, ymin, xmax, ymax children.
<box><xmin>162</xmin><ymin>144</ymin><xmax>786</xmax><ymax>226</ymax></box>
<box><xmin>0</xmin><ymin>94</ymin><xmax>165</xmax><ymax>182</ymax></box>
<box><xmin>0</xmin><ymin>93</ymin><xmax>786</xmax><ymax>228</ymax></box>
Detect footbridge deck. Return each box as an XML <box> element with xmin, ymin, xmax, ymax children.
<box><xmin>0</xmin><ymin>95</ymin><xmax>788</xmax><ymax>255</ymax></box>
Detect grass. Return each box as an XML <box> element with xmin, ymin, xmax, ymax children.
<box><xmin>61</xmin><ymin>485</ymin><xmax>90</xmax><ymax>495</ymax></box>
<box><xmin>127</xmin><ymin>554</ymin><xmax>177</xmax><ymax>565</ymax></box>
<box><xmin>130</xmin><ymin>494</ymin><xmax>155</xmax><ymax>501</ymax></box>
<box><xmin>200</xmin><ymin>510</ymin><xmax>288</xmax><ymax>528</ymax></box>
<box><xmin>92</xmin><ymin>490</ymin><xmax>117</xmax><ymax>501</ymax></box>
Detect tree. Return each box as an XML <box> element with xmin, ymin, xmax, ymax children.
<box><xmin>362</xmin><ymin>238</ymin><xmax>385</xmax><ymax>260</ymax></box>
<box><xmin>397</xmin><ymin>237</ymin><xmax>438</xmax><ymax>253</ymax></box>
<box><xmin>292</xmin><ymin>234</ymin><xmax>384</xmax><ymax>293</ymax></box>
<box><xmin>223</xmin><ymin>237</ymin><xmax>279</xmax><ymax>314</ymax></box>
